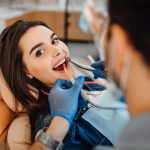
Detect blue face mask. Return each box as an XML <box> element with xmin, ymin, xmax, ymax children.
<box><xmin>78</xmin><ymin>0</ymin><xmax>95</xmax><ymax>33</ymax></box>
<box><xmin>78</xmin><ymin>10</ymin><xmax>90</xmax><ymax>33</ymax></box>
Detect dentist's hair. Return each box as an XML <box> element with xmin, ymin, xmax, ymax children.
<box><xmin>0</xmin><ymin>20</ymin><xmax>51</xmax><ymax>141</ymax></box>
<box><xmin>108</xmin><ymin>0</ymin><xmax>150</xmax><ymax>66</ymax></box>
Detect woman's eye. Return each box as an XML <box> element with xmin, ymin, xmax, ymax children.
<box><xmin>35</xmin><ymin>49</ymin><xmax>44</xmax><ymax>57</ymax></box>
<box><xmin>51</xmin><ymin>38</ymin><xmax>59</xmax><ymax>45</ymax></box>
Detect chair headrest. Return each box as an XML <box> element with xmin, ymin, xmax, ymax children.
<box><xmin>0</xmin><ymin>71</ymin><xmax>25</xmax><ymax>112</ymax></box>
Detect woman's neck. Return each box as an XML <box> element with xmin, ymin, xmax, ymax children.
<box><xmin>126</xmin><ymin>60</ymin><xmax>150</xmax><ymax>117</ymax></box>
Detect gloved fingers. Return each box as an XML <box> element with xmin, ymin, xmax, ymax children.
<box><xmin>53</xmin><ymin>79</ymin><xmax>73</xmax><ymax>89</ymax></box>
<box><xmin>71</xmin><ymin>76</ymin><xmax>85</xmax><ymax>92</ymax></box>
<box><xmin>61</xmin><ymin>80</ymin><xmax>73</xmax><ymax>89</ymax></box>
<box><xmin>91</xmin><ymin>60</ymin><xmax>105</xmax><ymax>71</ymax></box>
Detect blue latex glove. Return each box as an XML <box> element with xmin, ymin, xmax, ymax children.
<box><xmin>91</xmin><ymin>60</ymin><xmax>106</xmax><ymax>79</ymax></box>
<box><xmin>48</xmin><ymin>76</ymin><xmax>84</xmax><ymax>124</ymax></box>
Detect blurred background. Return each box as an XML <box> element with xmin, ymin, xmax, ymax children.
<box><xmin>0</xmin><ymin>0</ymin><xmax>107</xmax><ymax>63</ymax></box>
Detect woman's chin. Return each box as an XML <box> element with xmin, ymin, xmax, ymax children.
<box><xmin>63</xmin><ymin>71</ymin><xmax>74</xmax><ymax>80</ymax></box>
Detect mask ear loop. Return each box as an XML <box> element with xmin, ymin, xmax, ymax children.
<box><xmin>107</xmin><ymin>37</ymin><xmax>116</xmax><ymax>82</ymax></box>
<box><xmin>120</xmin><ymin>53</ymin><xmax>132</xmax><ymax>93</ymax></box>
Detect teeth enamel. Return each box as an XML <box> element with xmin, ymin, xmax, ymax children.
<box><xmin>53</xmin><ymin>59</ymin><xmax>66</xmax><ymax>69</ymax></box>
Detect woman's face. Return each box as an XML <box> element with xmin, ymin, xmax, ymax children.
<box><xmin>19</xmin><ymin>25</ymin><xmax>74</xmax><ymax>87</ymax></box>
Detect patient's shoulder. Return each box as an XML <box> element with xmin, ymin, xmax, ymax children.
<box><xmin>6</xmin><ymin>113</ymin><xmax>31</xmax><ymax>150</ymax></box>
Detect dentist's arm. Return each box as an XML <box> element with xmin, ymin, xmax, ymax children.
<box><xmin>30</xmin><ymin>76</ymin><xmax>84</xmax><ymax>150</ymax></box>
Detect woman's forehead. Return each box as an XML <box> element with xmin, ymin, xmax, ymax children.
<box><xmin>21</xmin><ymin>25</ymin><xmax>53</xmax><ymax>41</ymax></box>
<box><xmin>19</xmin><ymin>26</ymin><xmax>53</xmax><ymax>52</ymax></box>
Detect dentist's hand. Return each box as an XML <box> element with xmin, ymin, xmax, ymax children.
<box><xmin>48</xmin><ymin>76</ymin><xmax>84</xmax><ymax>125</ymax></box>
<box><xmin>91</xmin><ymin>60</ymin><xmax>106</xmax><ymax>79</ymax></box>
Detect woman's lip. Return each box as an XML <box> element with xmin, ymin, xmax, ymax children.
<box><xmin>53</xmin><ymin>55</ymin><xmax>67</xmax><ymax>69</ymax></box>
<box><xmin>53</xmin><ymin>62</ymin><xmax>70</xmax><ymax>73</ymax></box>
<box><xmin>53</xmin><ymin>58</ymin><xmax>66</xmax><ymax>69</ymax></box>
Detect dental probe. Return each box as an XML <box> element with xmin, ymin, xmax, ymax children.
<box><xmin>63</xmin><ymin>64</ymin><xmax>127</xmax><ymax>110</ymax></box>
<box><xmin>66</xmin><ymin>57</ymin><xmax>108</xmax><ymax>86</ymax></box>
<box><xmin>66</xmin><ymin>57</ymin><xmax>95</xmax><ymax>72</ymax></box>
<box><xmin>70</xmin><ymin>76</ymin><xmax>127</xmax><ymax>110</ymax></box>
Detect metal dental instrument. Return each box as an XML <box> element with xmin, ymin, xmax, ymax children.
<box><xmin>63</xmin><ymin>62</ymin><xmax>127</xmax><ymax>110</ymax></box>
<box><xmin>66</xmin><ymin>57</ymin><xmax>107</xmax><ymax>86</ymax></box>
<box><xmin>70</xmin><ymin>76</ymin><xmax>127</xmax><ymax>110</ymax></box>
<box><xmin>66</xmin><ymin>57</ymin><xmax>95</xmax><ymax>72</ymax></box>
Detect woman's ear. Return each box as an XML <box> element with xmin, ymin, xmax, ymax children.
<box><xmin>26</xmin><ymin>73</ymin><xmax>33</xmax><ymax>79</ymax></box>
<box><xmin>24</xmin><ymin>68</ymin><xmax>33</xmax><ymax>79</ymax></box>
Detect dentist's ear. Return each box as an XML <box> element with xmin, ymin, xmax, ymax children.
<box><xmin>109</xmin><ymin>24</ymin><xmax>131</xmax><ymax>77</ymax></box>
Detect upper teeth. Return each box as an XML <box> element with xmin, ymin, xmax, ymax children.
<box><xmin>53</xmin><ymin>59</ymin><xmax>66</xmax><ymax>69</ymax></box>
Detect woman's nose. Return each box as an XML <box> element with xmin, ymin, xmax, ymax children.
<box><xmin>52</xmin><ymin>47</ymin><xmax>62</xmax><ymax>57</ymax></box>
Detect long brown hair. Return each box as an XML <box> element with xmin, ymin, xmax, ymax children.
<box><xmin>0</xmin><ymin>20</ymin><xmax>51</xmax><ymax>141</ymax></box>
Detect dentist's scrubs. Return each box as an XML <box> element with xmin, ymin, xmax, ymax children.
<box><xmin>94</xmin><ymin>113</ymin><xmax>150</xmax><ymax>150</ymax></box>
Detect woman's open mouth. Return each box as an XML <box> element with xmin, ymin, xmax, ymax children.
<box><xmin>53</xmin><ymin>58</ymin><xmax>68</xmax><ymax>71</ymax></box>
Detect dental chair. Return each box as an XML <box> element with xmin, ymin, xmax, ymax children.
<box><xmin>0</xmin><ymin>98</ymin><xmax>14</xmax><ymax>144</ymax></box>
<box><xmin>0</xmin><ymin>72</ymin><xmax>31</xmax><ymax>150</ymax></box>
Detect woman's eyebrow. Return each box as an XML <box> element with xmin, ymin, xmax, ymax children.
<box><xmin>29</xmin><ymin>32</ymin><xmax>56</xmax><ymax>55</ymax></box>
<box><xmin>29</xmin><ymin>42</ymin><xmax>44</xmax><ymax>55</ymax></box>
<box><xmin>51</xmin><ymin>32</ymin><xmax>56</xmax><ymax>39</ymax></box>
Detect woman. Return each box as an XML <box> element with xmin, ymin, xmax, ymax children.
<box><xmin>0</xmin><ymin>20</ymin><xmax>114</xmax><ymax>150</ymax></box>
